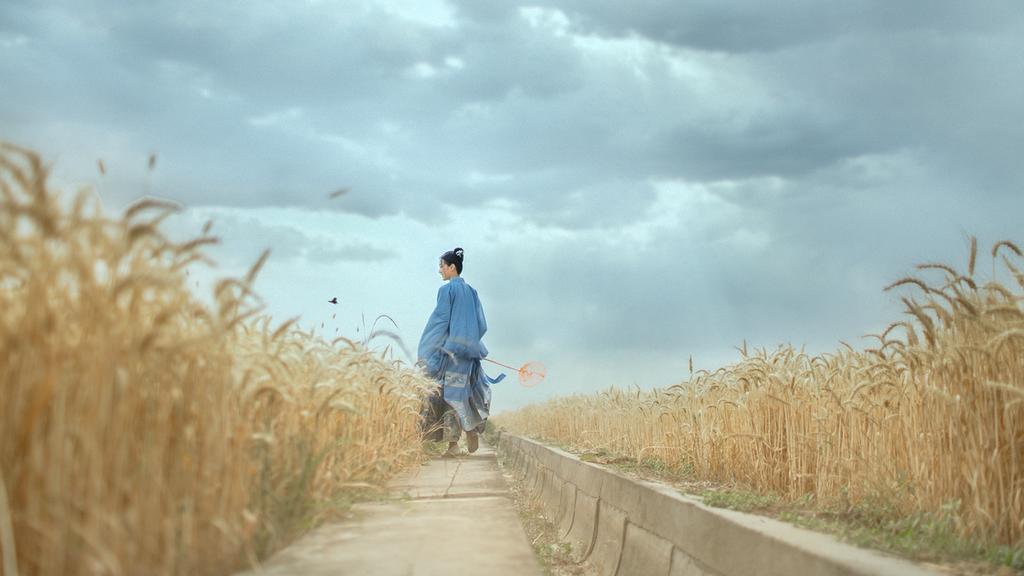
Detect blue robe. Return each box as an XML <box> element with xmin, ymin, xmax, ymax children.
<box><xmin>417</xmin><ymin>277</ymin><xmax>504</xmax><ymax>432</ymax></box>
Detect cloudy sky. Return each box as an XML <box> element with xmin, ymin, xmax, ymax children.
<box><xmin>3</xmin><ymin>1</ymin><xmax>1023</xmax><ymax>410</ymax></box>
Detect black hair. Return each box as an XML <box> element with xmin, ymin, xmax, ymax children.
<box><xmin>441</xmin><ymin>247</ymin><xmax>464</xmax><ymax>274</ymax></box>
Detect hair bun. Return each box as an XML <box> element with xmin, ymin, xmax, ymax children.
<box><xmin>453</xmin><ymin>248</ymin><xmax>464</xmax><ymax>261</ymax></box>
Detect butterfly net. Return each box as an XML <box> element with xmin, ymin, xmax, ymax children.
<box><xmin>516</xmin><ymin>361</ymin><xmax>546</xmax><ymax>387</ymax></box>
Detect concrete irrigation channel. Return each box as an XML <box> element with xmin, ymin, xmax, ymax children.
<box><xmin>236</xmin><ymin>435</ymin><xmax>944</xmax><ymax>576</ymax></box>
<box><xmin>495</xmin><ymin>431</ymin><xmax>944</xmax><ymax>576</ymax></box>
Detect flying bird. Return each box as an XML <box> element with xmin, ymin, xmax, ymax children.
<box><xmin>328</xmin><ymin>187</ymin><xmax>350</xmax><ymax>199</ymax></box>
<box><xmin>328</xmin><ymin>297</ymin><xmax>338</xmax><ymax>304</ymax></box>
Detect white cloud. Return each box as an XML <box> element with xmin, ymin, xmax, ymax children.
<box><xmin>1</xmin><ymin>33</ymin><xmax>29</xmax><ymax>48</ymax></box>
<box><xmin>408</xmin><ymin>61</ymin><xmax>438</xmax><ymax>79</ymax></box>
<box><xmin>465</xmin><ymin>170</ymin><xmax>514</xmax><ymax>187</ymax></box>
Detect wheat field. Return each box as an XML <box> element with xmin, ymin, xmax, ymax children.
<box><xmin>497</xmin><ymin>238</ymin><xmax>1024</xmax><ymax>549</ymax></box>
<box><xmin>0</xmin><ymin>143</ymin><xmax>436</xmax><ymax>575</ymax></box>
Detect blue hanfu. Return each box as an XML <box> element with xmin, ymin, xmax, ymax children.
<box><xmin>418</xmin><ymin>277</ymin><xmax>504</xmax><ymax>433</ymax></box>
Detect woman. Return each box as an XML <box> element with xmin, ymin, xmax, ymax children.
<box><xmin>417</xmin><ymin>247</ymin><xmax>503</xmax><ymax>457</ymax></box>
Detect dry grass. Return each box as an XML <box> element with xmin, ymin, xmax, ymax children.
<box><xmin>496</xmin><ymin>237</ymin><xmax>1024</xmax><ymax>551</ymax></box>
<box><xmin>0</xmin><ymin>143</ymin><xmax>435</xmax><ymax>575</ymax></box>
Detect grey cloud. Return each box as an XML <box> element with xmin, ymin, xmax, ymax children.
<box><xmin>660</xmin><ymin>114</ymin><xmax>869</xmax><ymax>182</ymax></box>
<box><xmin>446</xmin><ymin>1</ymin><xmax>520</xmax><ymax>25</ymax></box>
<box><xmin>543</xmin><ymin>1</ymin><xmax>1022</xmax><ymax>53</ymax></box>
<box><xmin>440</xmin><ymin>12</ymin><xmax>585</xmax><ymax>101</ymax></box>
<box><xmin>482</xmin><ymin>149</ymin><xmax>1021</xmax><ymax>361</ymax></box>
<box><xmin>3</xmin><ymin>0</ymin><xmax>1024</xmax><ymax>233</ymax></box>
<box><xmin>415</xmin><ymin>9</ymin><xmax>1023</xmax><ymax>227</ymax></box>
<box><xmin>103</xmin><ymin>2</ymin><xmax>452</xmax><ymax>109</ymax></box>
<box><xmin>169</xmin><ymin>209</ymin><xmax>397</xmax><ymax>268</ymax></box>
<box><xmin>2</xmin><ymin>0</ymin><xmax>599</xmax><ymax>220</ymax></box>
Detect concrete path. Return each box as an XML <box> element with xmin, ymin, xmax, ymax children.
<box><xmin>237</xmin><ymin>444</ymin><xmax>542</xmax><ymax>576</ymax></box>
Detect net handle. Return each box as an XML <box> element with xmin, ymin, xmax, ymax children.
<box><xmin>482</xmin><ymin>357</ymin><xmax>519</xmax><ymax>372</ymax></box>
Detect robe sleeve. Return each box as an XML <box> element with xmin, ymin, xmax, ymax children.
<box><xmin>475</xmin><ymin>291</ymin><xmax>489</xmax><ymax>358</ymax></box>
<box><xmin>417</xmin><ymin>285</ymin><xmax>452</xmax><ymax>379</ymax></box>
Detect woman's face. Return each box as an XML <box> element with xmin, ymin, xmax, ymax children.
<box><xmin>439</xmin><ymin>259</ymin><xmax>456</xmax><ymax>280</ymax></box>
